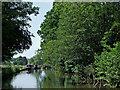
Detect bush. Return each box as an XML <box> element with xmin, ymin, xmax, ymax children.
<box><xmin>94</xmin><ymin>42</ymin><xmax>120</xmax><ymax>88</ymax></box>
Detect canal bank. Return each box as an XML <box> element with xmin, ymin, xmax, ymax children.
<box><xmin>2</xmin><ymin>65</ymin><xmax>26</xmax><ymax>79</ymax></box>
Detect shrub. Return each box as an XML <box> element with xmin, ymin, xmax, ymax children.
<box><xmin>94</xmin><ymin>42</ymin><xmax>120</xmax><ymax>88</ymax></box>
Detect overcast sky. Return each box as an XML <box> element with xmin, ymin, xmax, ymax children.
<box><xmin>13</xmin><ymin>2</ymin><xmax>53</xmax><ymax>59</ymax></box>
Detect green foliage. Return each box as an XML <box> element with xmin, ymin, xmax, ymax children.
<box><xmin>94</xmin><ymin>42</ymin><xmax>120</xmax><ymax>88</ymax></box>
<box><xmin>2</xmin><ymin>2</ymin><xmax>39</xmax><ymax>61</ymax></box>
<box><xmin>37</xmin><ymin>2</ymin><xmax>120</xmax><ymax>87</ymax></box>
<box><xmin>11</xmin><ymin>56</ymin><xmax>28</xmax><ymax>65</ymax></box>
<box><xmin>38</xmin><ymin>2</ymin><xmax>120</xmax><ymax>73</ymax></box>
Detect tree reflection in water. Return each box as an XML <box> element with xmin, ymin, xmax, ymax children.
<box><xmin>3</xmin><ymin>69</ymin><xmax>93</xmax><ymax>88</ymax></box>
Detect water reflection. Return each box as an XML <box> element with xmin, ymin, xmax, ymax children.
<box><xmin>11</xmin><ymin>69</ymin><xmax>47</xmax><ymax>88</ymax></box>
<box><xmin>39</xmin><ymin>70</ymin><xmax>46</xmax><ymax>82</ymax></box>
<box><xmin>3</xmin><ymin>69</ymin><xmax>94</xmax><ymax>88</ymax></box>
<box><xmin>11</xmin><ymin>71</ymin><xmax>37</xmax><ymax>88</ymax></box>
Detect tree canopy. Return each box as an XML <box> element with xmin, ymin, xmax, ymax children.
<box><xmin>2</xmin><ymin>2</ymin><xmax>39</xmax><ymax>61</ymax></box>
<box><xmin>37</xmin><ymin>2</ymin><xmax>120</xmax><ymax>87</ymax></box>
<box><xmin>37</xmin><ymin>2</ymin><xmax>120</xmax><ymax>72</ymax></box>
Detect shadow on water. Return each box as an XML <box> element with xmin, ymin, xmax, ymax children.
<box><xmin>2</xmin><ymin>69</ymin><xmax>95</xmax><ymax>88</ymax></box>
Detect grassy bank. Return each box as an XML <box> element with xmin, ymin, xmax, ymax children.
<box><xmin>2</xmin><ymin>65</ymin><xmax>26</xmax><ymax>79</ymax></box>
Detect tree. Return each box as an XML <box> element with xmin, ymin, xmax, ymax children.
<box><xmin>37</xmin><ymin>2</ymin><xmax>120</xmax><ymax>73</ymax></box>
<box><xmin>2</xmin><ymin>2</ymin><xmax>39</xmax><ymax>61</ymax></box>
<box><xmin>37</xmin><ymin>2</ymin><xmax>62</xmax><ymax>67</ymax></box>
<box><xmin>11</xmin><ymin>56</ymin><xmax>28</xmax><ymax>65</ymax></box>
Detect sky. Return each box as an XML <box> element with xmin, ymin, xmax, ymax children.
<box><xmin>13</xmin><ymin>2</ymin><xmax>53</xmax><ymax>59</ymax></box>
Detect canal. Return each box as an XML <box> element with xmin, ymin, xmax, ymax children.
<box><xmin>2</xmin><ymin>69</ymin><xmax>94</xmax><ymax>88</ymax></box>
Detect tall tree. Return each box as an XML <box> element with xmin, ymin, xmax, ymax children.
<box><xmin>2</xmin><ymin>2</ymin><xmax>39</xmax><ymax>61</ymax></box>
<box><xmin>37</xmin><ymin>2</ymin><xmax>62</xmax><ymax>66</ymax></box>
<box><xmin>38</xmin><ymin>2</ymin><xmax>120</xmax><ymax>72</ymax></box>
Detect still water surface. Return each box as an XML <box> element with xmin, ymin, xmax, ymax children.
<box><xmin>3</xmin><ymin>69</ymin><xmax>94</xmax><ymax>88</ymax></box>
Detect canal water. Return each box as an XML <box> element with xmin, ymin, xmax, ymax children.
<box><xmin>2</xmin><ymin>69</ymin><xmax>94</xmax><ymax>88</ymax></box>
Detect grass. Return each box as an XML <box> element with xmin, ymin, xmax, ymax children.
<box><xmin>2</xmin><ymin>65</ymin><xmax>26</xmax><ymax>79</ymax></box>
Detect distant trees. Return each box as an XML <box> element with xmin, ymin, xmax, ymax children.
<box><xmin>2</xmin><ymin>2</ymin><xmax>39</xmax><ymax>61</ymax></box>
<box><xmin>11</xmin><ymin>56</ymin><xmax>28</xmax><ymax>65</ymax></box>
